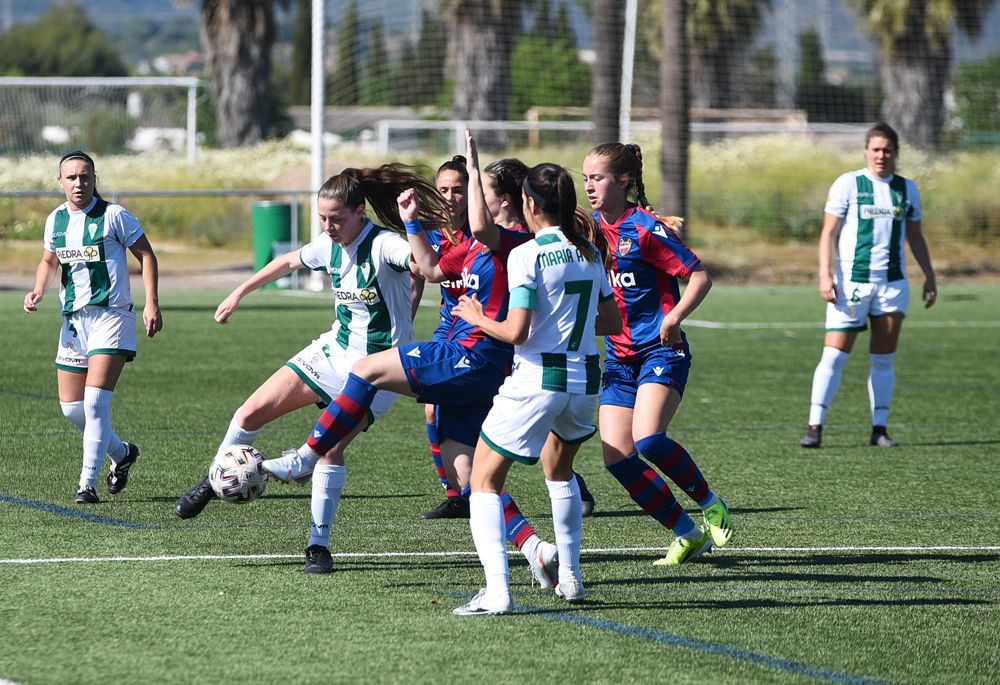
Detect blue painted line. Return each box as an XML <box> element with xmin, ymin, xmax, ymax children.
<box><xmin>515</xmin><ymin>601</ymin><xmax>889</xmax><ymax>685</ymax></box>
<box><xmin>0</xmin><ymin>494</ymin><xmax>153</xmax><ymax>529</ymax></box>
<box><xmin>593</xmin><ymin>584</ymin><xmax>1000</xmax><ymax>597</ymax></box>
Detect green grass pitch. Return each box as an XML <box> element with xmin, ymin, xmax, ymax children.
<box><xmin>1</xmin><ymin>284</ymin><xmax>998</xmax><ymax>684</ymax></box>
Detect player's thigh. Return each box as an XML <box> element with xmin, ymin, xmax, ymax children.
<box><xmin>632</xmin><ymin>381</ymin><xmax>683</xmax><ymax>439</ymax></box>
<box><xmin>240</xmin><ymin>365</ymin><xmax>322</xmax><ymax>428</ymax></box>
<box><xmin>85</xmin><ymin>353</ymin><xmax>128</xmax><ymax>391</ymax></box>
<box><xmin>353</xmin><ymin>347</ymin><xmax>414</xmax><ymax>395</ymax></box>
<box><xmin>823</xmin><ymin>329</ymin><xmax>860</xmax><ymax>352</ymax></box>
<box><xmin>57</xmin><ymin>368</ymin><xmax>87</xmax><ymax>402</ymax></box>
<box><xmin>470</xmin><ymin>440</ymin><xmax>514</xmax><ymax>494</ymax></box>
<box><xmin>599</xmin><ymin>403</ymin><xmax>635</xmax><ymax>464</ymax></box>
<box><xmin>869</xmin><ymin>312</ymin><xmax>904</xmax><ymax>354</ymax></box>
<box><xmin>540</xmin><ymin>431</ymin><xmax>583</xmax><ymax>482</ymax></box>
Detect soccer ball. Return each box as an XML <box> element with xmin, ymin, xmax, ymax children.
<box><xmin>208</xmin><ymin>445</ymin><xmax>269</xmax><ymax>503</ymax></box>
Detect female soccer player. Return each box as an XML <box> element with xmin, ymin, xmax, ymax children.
<box><xmin>582</xmin><ymin>142</ymin><xmax>734</xmax><ymax>566</ymax></box>
<box><xmin>173</xmin><ymin>165</ymin><xmax>448</xmax><ymax>519</ymax></box>
<box><xmin>450</xmin><ymin>162</ymin><xmax>621</xmax><ymax>615</ymax></box>
<box><xmin>267</xmin><ymin>133</ymin><xmax>561</xmax><ymax>579</ymax></box>
<box><xmin>800</xmin><ymin>122</ymin><xmax>937</xmax><ymax>448</ymax></box>
<box><xmin>23</xmin><ymin>150</ymin><xmax>162</xmax><ymax>503</ymax></box>
<box><xmin>420</xmin><ymin>155</ymin><xmax>472</xmax><ymax>515</ymax></box>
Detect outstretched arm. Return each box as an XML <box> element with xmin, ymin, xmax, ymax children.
<box><xmin>399</xmin><ymin>188</ymin><xmax>449</xmax><ymax>283</ymax></box>
<box><xmin>453</xmin><ymin>295</ymin><xmax>531</xmax><ymax>346</ymax></box>
<box><xmin>215</xmin><ymin>249</ymin><xmax>303</xmax><ymax>324</ymax></box>
<box><xmin>466</xmin><ymin>130</ymin><xmax>501</xmax><ymax>252</ymax></box>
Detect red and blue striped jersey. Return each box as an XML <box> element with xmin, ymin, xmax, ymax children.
<box><xmin>437</xmin><ymin>226</ymin><xmax>531</xmax><ymax>360</ymax></box>
<box><xmin>599</xmin><ymin>205</ymin><xmax>700</xmax><ymax>363</ymax></box>
<box><xmin>426</xmin><ymin>223</ymin><xmax>472</xmax><ymax>335</ymax></box>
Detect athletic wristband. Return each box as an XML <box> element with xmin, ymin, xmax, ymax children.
<box><xmin>404</xmin><ymin>220</ymin><xmax>423</xmax><ymax>235</ymax></box>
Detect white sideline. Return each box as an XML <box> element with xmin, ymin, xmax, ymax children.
<box><xmin>2</xmin><ymin>545</ymin><xmax>999</xmax><ymax>565</ymax></box>
<box><xmin>684</xmin><ymin>319</ymin><xmax>1000</xmax><ymax>330</ymax></box>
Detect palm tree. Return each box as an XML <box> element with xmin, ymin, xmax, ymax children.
<box><xmin>443</xmin><ymin>0</ymin><xmax>524</xmax><ymax>147</ymax></box>
<box><xmin>850</xmin><ymin>0</ymin><xmax>994</xmax><ymax>148</ymax></box>
<box><xmin>685</xmin><ymin>0</ymin><xmax>769</xmax><ymax>108</ymax></box>
<box><xmin>591</xmin><ymin>0</ymin><xmax>625</xmax><ymax>144</ymax></box>
<box><xmin>193</xmin><ymin>0</ymin><xmax>286</xmax><ymax>147</ymax></box>
<box><xmin>660</xmin><ymin>0</ymin><xmax>689</xmax><ymax>228</ymax></box>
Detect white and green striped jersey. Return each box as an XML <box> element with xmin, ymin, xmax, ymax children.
<box><xmin>825</xmin><ymin>168</ymin><xmax>922</xmax><ymax>283</ymax></box>
<box><xmin>506</xmin><ymin>226</ymin><xmax>613</xmax><ymax>395</ymax></box>
<box><xmin>299</xmin><ymin>221</ymin><xmax>414</xmax><ymax>355</ymax></box>
<box><xmin>43</xmin><ymin>197</ymin><xmax>145</xmax><ymax>315</ymax></box>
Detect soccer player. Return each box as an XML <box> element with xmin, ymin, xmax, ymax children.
<box><xmin>173</xmin><ymin>165</ymin><xmax>449</xmax><ymax>518</ymax></box>
<box><xmin>23</xmin><ymin>150</ymin><xmax>162</xmax><ymax>503</ymax></box>
<box><xmin>450</xmin><ymin>162</ymin><xmax>621</xmax><ymax>615</ymax></box>
<box><xmin>800</xmin><ymin>122</ymin><xmax>937</xmax><ymax>448</ymax></box>
<box><xmin>419</xmin><ymin>155</ymin><xmax>472</xmax><ymax>516</ymax></box>
<box><xmin>265</xmin><ymin>133</ymin><xmax>561</xmax><ymax>579</ymax></box>
<box><xmin>582</xmin><ymin>142</ymin><xmax>735</xmax><ymax>566</ymax></box>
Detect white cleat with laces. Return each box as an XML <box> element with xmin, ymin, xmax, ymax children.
<box><xmin>452</xmin><ymin>588</ymin><xmax>513</xmax><ymax>616</ymax></box>
<box><xmin>527</xmin><ymin>541</ymin><xmax>559</xmax><ymax>590</ymax></box>
<box><xmin>262</xmin><ymin>449</ymin><xmax>317</xmax><ymax>486</ymax></box>
<box><xmin>555</xmin><ymin>575</ymin><xmax>585</xmax><ymax>603</ymax></box>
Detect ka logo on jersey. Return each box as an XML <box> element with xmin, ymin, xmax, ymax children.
<box><xmin>653</xmin><ymin>366</ymin><xmax>665</xmax><ymax>376</ymax></box>
<box><xmin>652</xmin><ymin>225</ymin><xmax>669</xmax><ymax>238</ymax></box>
<box><xmin>617</xmin><ymin>237</ymin><xmax>633</xmax><ymax>255</ymax></box>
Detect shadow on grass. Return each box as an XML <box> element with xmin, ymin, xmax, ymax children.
<box><xmin>163</xmin><ymin>303</ymin><xmax>328</xmax><ymax>313</ymax></box>
<box><xmin>708</xmin><ymin>552</ymin><xmax>1000</xmax><ymax>568</ymax></box>
<box><xmin>519</xmin><ymin>596</ymin><xmax>992</xmax><ymax>613</ymax></box>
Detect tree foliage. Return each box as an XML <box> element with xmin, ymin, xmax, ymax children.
<box><xmin>0</xmin><ymin>3</ymin><xmax>127</xmax><ymax>77</ymax></box>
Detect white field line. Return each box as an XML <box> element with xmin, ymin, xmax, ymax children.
<box><xmin>2</xmin><ymin>545</ymin><xmax>999</xmax><ymax>565</ymax></box>
<box><xmin>684</xmin><ymin>319</ymin><xmax>1000</xmax><ymax>330</ymax></box>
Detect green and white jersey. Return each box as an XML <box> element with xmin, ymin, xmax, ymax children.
<box><xmin>43</xmin><ymin>197</ymin><xmax>145</xmax><ymax>315</ymax></box>
<box><xmin>825</xmin><ymin>168</ymin><xmax>922</xmax><ymax>283</ymax></box>
<box><xmin>299</xmin><ymin>221</ymin><xmax>414</xmax><ymax>355</ymax></box>
<box><xmin>506</xmin><ymin>226</ymin><xmax>613</xmax><ymax>395</ymax></box>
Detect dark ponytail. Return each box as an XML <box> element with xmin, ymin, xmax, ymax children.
<box><xmin>318</xmin><ymin>163</ymin><xmax>450</xmax><ymax>234</ymax></box>
<box><xmin>523</xmin><ymin>163</ymin><xmax>598</xmax><ymax>263</ymax></box>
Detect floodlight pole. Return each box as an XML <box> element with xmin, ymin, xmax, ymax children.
<box><xmin>619</xmin><ymin>0</ymin><xmax>638</xmax><ymax>142</ymax></box>
<box><xmin>307</xmin><ymin>0</ymin><xmax>326</xmax><ymax>291</ymax></box>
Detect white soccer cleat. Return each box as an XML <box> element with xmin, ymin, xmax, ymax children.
<box><xmin>452</xmin><ymin>588</ymin><xmax>513</xmax><ymax>616</ymax></box>
<box><xmin>555</xmin><ymin>576</ymin><xmax>585</xmax><ymax>603</ymax></box>
<box><xmin>527</xmin><ymin>541</ymin><xmax>559</xmax><ymax>590</ymax></box>
<box><xmin>262</xmin><ymin>449</ymin><xmax>316</xmax><ymax>486</ymax></box>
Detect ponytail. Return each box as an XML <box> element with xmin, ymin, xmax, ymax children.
<box><xmin>523</xmin><ymin>163</ymin><xmax>598</xmax><ymax>263</ymax></box>
<box><xmin>484</xmin><ymin>157</ymin><xmax>529</xmax><ymax>227</ymax></box>
<box><xmin>319</xmin><ymin>164</ymin><xmax>450</xmax><ymax>234</ymax></box>
<box><xmin>589</xmin><ymin>141</ymin><xmax>683</xmax><ymax>236</ymax></box>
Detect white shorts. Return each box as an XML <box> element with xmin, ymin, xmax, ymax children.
<box><xmin>479</xmin><ymin>374</ymin><xmax>598</xmax><ymax>465</ymax></box>
<box><xmin>56</xmin><ymin>305</ymin><xmax>137</xmax><ymax>373</ymax></box>
<box><xmin>825</xmin><ymin>276</ymin><xmax>908</xmax><ymax>331</ymax></box>
<box><xmin>285</xmin><ymin>335</ymin><xmax>398</xmax><ymax>420</ymax></box>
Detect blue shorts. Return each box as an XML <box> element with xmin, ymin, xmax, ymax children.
<box><xmin>437</xmin><ymin>403</ymin><xmax>492</xmax><ymax>447</ymax></box>
<box><xmin>600</xmin><ymin>341</ymin><xmax>691</xmax><ymax>408</ymax></box>
<box><xmin>398</xmin><ymin>340</ymin><xmax>508</xmax><ymax>407</ymax></box>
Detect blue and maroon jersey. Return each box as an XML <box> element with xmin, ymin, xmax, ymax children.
<box><xmin>427</xmin><ymin>223</ymin><xmax>472</xmax><ymax>336</ymax></box>
<box><xmin>437</xmin><ymin>226</ymin><xmax>531</xmax><ymax>364</ymax></box>
<box><xmin>599</xmin><ymin>205</ymin><xmax>700</xmax><ymax>363</ymax></box>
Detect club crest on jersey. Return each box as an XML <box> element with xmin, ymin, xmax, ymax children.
<box><xmin>88</xmin><ymin>223</ymin><xmax>100</xmax><ymax>240</ymax></box>
<box><xmin>617</xmin><ymin>237</ymin><xmax>633</xmax><ymax>255</ymax></box>
<box><xmin>480</xmin><ymin>245</ymin><xmax>490</xmax><ymax>255</ymax></box>
<box><xmin>360</xmin><ymin>262</ymin><xmax>372</xmax><ymax>280</ymax></box>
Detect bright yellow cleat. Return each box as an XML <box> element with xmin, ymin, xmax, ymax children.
<box><xmin>703</xmin><ymin>498</ymin><xmax>734</xmax><ymax>548</ymax></box>
<box><xmin>654</xmin><ymin>528</ymin><xmax>712</xmax><ymax>566</ymax></box>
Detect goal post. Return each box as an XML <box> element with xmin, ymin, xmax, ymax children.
<box><xmin>0</xmin><ymin>76</ymin><xmax>200</xmax><ymax>162</ymax></box>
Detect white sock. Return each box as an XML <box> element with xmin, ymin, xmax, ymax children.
<box><xmin>296</xmin><ymin>444</ymin><xmax>323</xmax><ymax>469</ymax></box>
<box><xmin>868</xmin><ymin>353</ymin><xmax>895</xmax><ymax>427</ymax></box>
<box><xmin>307</xmin><ymin>464</ymin><xmax>346</xmax><ymax>548</ymax></box>
<box><xmin>217</xmin><ymin>413</ymin><xmax>263</xmax><ymax>454</ymax></box>
<box><xmin>519</xmin><ymin>533</ymin><xmax>541</xmax><ymax>561</ymax></box>
<box><xmin>469</xmin><ymin>492</ymin><xmax>509</xmax><ymax>596</ymax></box>
<box><xmin>546</xmin><ymin>477</ymin><xmax>582</xmax><ymax>584</ymax></box>
<box><xmin>80</xmin><ymin>387</ymin><xmax>115</xmax><ymax>490</ymax></box>
<box><xmin>808</xmin><ymin>346</ymin><xmax>850</xmax><ymax>426</ymax></box>
<box><xmin>62</xmin><ymin>400</ymin><xmax>126</xmax><ymax>462</ymax></box>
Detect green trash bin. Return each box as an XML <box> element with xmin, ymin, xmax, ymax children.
<box><xmin>251</xmin><ymin>202</ymin><xmax>293</xmax><ymax>289</ymax></box>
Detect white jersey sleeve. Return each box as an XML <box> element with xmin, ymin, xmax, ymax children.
<box><xmin>377</xmin><ymin>231</ymin><xmax>412</xmax><ymax>272</ymax></box>
<box><xmin>106</xmin><ymin>204</ymin><xmax>145</xmax><ymax>247</ymax></box>
<box><xmin>824</xmin><ymin>172</ymin><xmax>854</xmax><ymax>218</ymax></box>
<box><xmin>906</xmin><ymin>178</ymin><xmax>922</xmax><ymax>221</ymax></box>
<box><xmin>299</xmin><ymin>234</ymin><xmax>333</xmax><ymax>271</ymax></box>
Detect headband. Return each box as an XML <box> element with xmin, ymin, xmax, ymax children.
<box><xmin>59</xmin><ymin>150</ymin><xmax>96</xmax><ymax>170</ymax></box>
